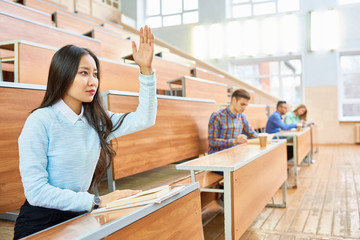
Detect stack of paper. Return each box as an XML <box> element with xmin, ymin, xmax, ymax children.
<box><xmin>92</xmin><ymin>185</ymin><xmax>186</xmax><ymax>214</ymax></box>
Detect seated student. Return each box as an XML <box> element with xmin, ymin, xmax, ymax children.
<box><xmin>14</xmin><ymin>26</ymin><xmax>157</xmax><ymax>239</ymax></box>
<box><xmin>284</xmin><ymin>104</ymin><xmax>315</xmax><ymax>164</ymax></box>
<box><xmin>284</xmin><ymin>104</ymin><xmax>307</xmax><ymax>125</ymax></box>
<box><xmin>266</xmin><ymin>100</ymin><xmax>297</xmax><ymax>160</ymax></box>
<box><xmin>208</xmin><ymin>89</ymin><xmax>258</xmax><ymax>155</ymax></box>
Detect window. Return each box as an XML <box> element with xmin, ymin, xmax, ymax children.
<box><xmin>338</xmin><ymin>0</ymin><xmax>360</xmax><ymax>5</ymax></box>
<box><xmin>145</xmin><ymin>0</ymin><xmax>198</xmax><ymax>28</ymax></box>
<box><xmin>100</xmin><ymin>0</ymin><xmax>120</xmax><ymax>9</ymax></box>
<box><xmin>339</xmin><ymin>54</ymin><xmax>360</xmax><ymax>121</ymax></box>
<box><xmin>228</xmin><ymin>0</ymin><xmax>299</xmax><ymax>19</ymax></box>
<box><xmin>230</xmin><ymin>58</ymin><xmax>302</xmax><ymax>105</ymax></box>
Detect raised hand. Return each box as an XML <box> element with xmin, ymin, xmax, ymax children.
<box><xmin>132</xmin><ymin>25</ymin><xmax>154</xmax><ymax>75</ymax></box>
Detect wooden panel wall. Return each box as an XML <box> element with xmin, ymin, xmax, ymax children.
<box><xmin>245</xmin><ymin>105</ymin><xmax>268</xmax><ymax>129</ymax></box>
<box><xmin>108</xmin><ymin>94</ymin><xmax>216</xmax><ymax>179</ymax></box>
<box><xmin>105</xmin><ymin>190</ymin><xmax>204</xmax><ymax>240</ymax></box>
<box><xmin>184</xmin><ymin>77</ymin><xmax>228</xmax><ymax>105</ymax></box>
<box><xmin>0</xmin><ymin>87</ymin><xmax>45</xmax><ymax>213</ymax></box>
<box><xmin>297</xmin><ymin>128</ymin><xmax>311</xmax><ymax>165</ymax></box>
<box><xmin>18</xmin><ymin>43</ymin><xmax>53</xmax><ymax>85</ymax></box>
<box><xmin>0</xmin><ymin>13</ymin><xmax>101</xmax><ymax>55</ymax></box>
<box><xmin>0</xmin><ymin>0</ymin><xmax>53</xmax><ymax>25</ymax></box>
<box><xmin>231</xmin><ymin>143</ymin><xmax>287</xmax><ymax>239</ymax></box>
<box><xmin>192</xmin><ymin>67</ymin><xmax>226</xmax><ymax>85</ymax></box>
<box><xmin>152</xmin><ymin>57</ymin><xmax>191</xmax><ymax>91</ymax></box>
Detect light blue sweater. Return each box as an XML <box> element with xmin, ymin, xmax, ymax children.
<box><xmin>18</xmin><ymin>73</ymin><xmax>157</xmax><ymax>212</ymax></box>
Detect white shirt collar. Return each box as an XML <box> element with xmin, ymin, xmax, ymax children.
<box><xmin>52</xmin><ymin>99</ymin><xmax>84</xmax><ymax>124</ymax></box>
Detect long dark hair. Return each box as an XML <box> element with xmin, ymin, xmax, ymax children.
<box><xmin>35</xmin><ymin>45</ymin><xmax>120</xmax><ymax>189</ymax></box>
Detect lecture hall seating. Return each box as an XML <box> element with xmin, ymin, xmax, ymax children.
<box><xmin>0</xmin><ymin>12</ymin><xmax>102</xmax><ymax>54</ymax></box>
<box><xmin>191</xmin><ymin>67</ymin><xmax>226</xmax><ymax>85</ymax></box>
<box><xmin>0</xmin><ymin>82</ymin><xmax>46</xmax><ymax>213</ymax></box>
<box><xmin>103</xmin><ymin>90</ymin><xmax>218</xmax><ymax>180</ymax></box>
<box><xmin>1</xmin><ymin>0</ymin><xmax>52</xmax><ymax>25</ymax></box>
<box><xmin>0</xmin><ymin>0</ymin><xmax>294</xmax><ymax>238</ymax></box>
<box><xmin>168</xmin><ymin>76</ymin><xmax>228</xmax><ymax>105</ymax></box>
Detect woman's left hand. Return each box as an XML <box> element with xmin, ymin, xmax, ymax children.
<box><xmin>132</xmin><ymin>25</ymin><xmax>154</xmax><ymax>75</ymax></box>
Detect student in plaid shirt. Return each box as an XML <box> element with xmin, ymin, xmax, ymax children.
<box><xmin>208</xmin><ymin>89</ymin><xmax>258</xmax><ymax>154</ymax></box>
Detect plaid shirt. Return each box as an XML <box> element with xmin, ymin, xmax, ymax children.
<box><xmin>208</xmin><ymin>107</ymin><xmax>258</xmax><ymax>154</ymax></box>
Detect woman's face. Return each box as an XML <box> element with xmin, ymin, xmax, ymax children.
<box><xmin>63</xmin><ymin>54</ymin><xmax>98</xmax><ymax>113</ymax></box>
<box><xmin>297</xmin><ymin>107</ymin><xmax>306</xmax><ymax>116</ymax></box>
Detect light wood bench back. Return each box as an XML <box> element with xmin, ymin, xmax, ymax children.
<box><xmin>0</xmin><ymin>0</ymin><xmax>52</xmax><ymax>25</ymax></box>
<box><xmin>104</xmin><ymin>91</ymin><xmax>217</xmax><ymax>180</ymax></box>
<box><xmin>0</xmin><ymin>12</ymin><xmax>101</xmax><ymax>54</ymax></box>
<box><xmin>0</xmin><ymin>83</ymin><xmax>45</xmax><ymax>213</ymax></box>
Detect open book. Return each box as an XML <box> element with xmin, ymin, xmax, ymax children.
<box><xmin>106</xmin><ymin>185</ymin><xmax>171</xmax><ymax>209</ymax></box>
<box><xmin>92</xmin><ymin>185</ymin><xmax>186</xmax><ymax>214</ymax></box>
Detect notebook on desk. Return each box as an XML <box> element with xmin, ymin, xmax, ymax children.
<box><xmin>92</xmin><ymin>185</ymin><xmax>186</xmax><ymax>214</ymax></box>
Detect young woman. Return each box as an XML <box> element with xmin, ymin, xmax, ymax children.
<box><xmin>284</xmin><ymin>104</ymin><xmax>307</xmax><ymax>125</ymax></box>
<box><xmin>14</xmin><ymin>26</ymin><xmax>157</xmax><ymax>239</ymax></box>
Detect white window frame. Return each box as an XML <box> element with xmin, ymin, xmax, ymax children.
<box><xmin>338</xmin><ymin>0</ymin><xmax>360</xmax><ymax>5</ymax></box>
<box><xmin>100</xmin><ymin>0</ymin><xmax>120</xmax><ymax>9</ymax></box>
<box><xmin>145</xmin><ymin>0</ymin><xmax>199</xmax><ymax>28</ymax></box>
<box><xmin>227</xmin><ymin>0</ymin><xmax>300</xmax><ymax>19</ymax></box>
<box><xmin>338</xmin><ymin>50</ymin><xmax>360</xmax><ymax>121</ymax></box>
<box><xmin>230</xmin><ymin>55</ymin><xmax>303</xmax><ymax>105</ymax></box>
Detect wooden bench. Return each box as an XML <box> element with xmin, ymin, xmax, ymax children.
<box><xmin>52</xmin><ymin>11</ymin><xmax>126</xmax><ymax>38</ymax></box>
<box><xmin>15</xmin><ymin>0</ymin><xmax>68</xmax><ymax>14</ymax></box>
<box><xmin>245</xmin><ymin>104</ymin><xmax>268</xmax><ymax>130</ymax></box>
<box><xmin>176</xmin><ymin>140</ymin><xmax>288</xmax><ymax>240</ymax></box>
<box><xmin>85</xmin><ymin>29</ymin><xmax>132</xmax><ymax>61</ymax></box>
<box><xmin>0</xmin><ymin>40</ymin><xmax>142</xmax><ymax>93</ymax></box>
<box><xmin>157</xmin><ymin>51</ymin><xmax>196</xmax><ymax>69</ymax></box>
<box><xmin>102</xmin><ymin>90</ymin><xmax>217</xmax><ymax>190</ymax></box>
<box><xmin>268</xmin><ymin>105</ymin><xmax>276</xmax><ymax>116</ymax></box>
<box><xmin>1</xmin><ymin>0</ymin><xmax>52</xmax><ymax>25</ymax></box>
<box><xmin>75</xmin><ymin>10</ymin><xmax>105</xmax><ymax>25</ymax></box>
<box><xmin>23</xmin><ymin>183</ymin><xmax>204</xmax><ymax>240</ymax></box>
<box><xmin>0</xmin><ymin>40</ymin><xmax>55</xmax><ymax>84</ymax></box>
<box><xmin>191</xmin><ymin>67</ymin><xmax>226</xmax><ymax>85</ymax></box>
<box><xmin>0</xmin><ymin>12</ymin><xmax>101</xmax><ymax>54</ymax></box>
<box><xmin>123</xmin><ymin>55</ymin><xmax>192</xmax><ymax>92</ymax></box>
<box><xmin>168</xmin><ymin>76</ymin><xmax>228</xmax><ymax>105</ymax></box>
<box><xmin>0</xmin><ymin>82</ymin><xmax>46</xmax><ymax>214</ymax></box>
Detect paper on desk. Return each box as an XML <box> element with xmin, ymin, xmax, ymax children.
<box><xmin>91</xmin><ymin>185</ymin><xmax>186</xmax><ymax>214</ymax></box>
<box><xmin>246</xmin><ymin>133</ymin><xmax>275</xmax><ymax>145</ymax></box>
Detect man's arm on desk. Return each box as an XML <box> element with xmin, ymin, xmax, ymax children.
<box><xmin>208</xmin><ymin>114</ymin><xmax>247</xmax><ymax>148</ymax></box>
<box><xmin>269</xmin><ymin>113</ymin><xmax>297</xmax><ymax>131</ymax></box>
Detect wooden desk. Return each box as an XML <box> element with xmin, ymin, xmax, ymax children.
<box><xmin>168</xmin><ymin>76</ymin><xmax>228</xmax><ymax>105</ymax></box>
<box><xmin>274</xmin><ymin>128</ymin><xmax>312</xmax><ymax>187</ymax></box>
<box><xmin>24</xmin><ymin>183</ymin><xmax>204</xmax><ymax>240</ymax></box>
<box><xmin>310</xmin><ymin>124</ymin><xmax>319</xmax><ymax>154</ymax></box>
<box><xmin>0</xmin><ymin>82</ymin><xmax>45</xmax><ymax>215</ymax></box>
<box><xmin>176</xmin><ymin>141</ymin><xmax>287</xmax><ymax>240</ymax></box>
